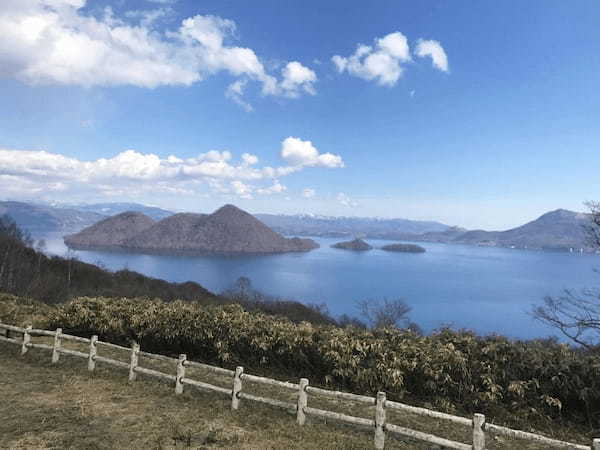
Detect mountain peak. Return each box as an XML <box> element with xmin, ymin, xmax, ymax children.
<box><xmin>211</xmin><ymin>204</ymin><xmax>253</xmax><ymax>221</ymax></box>
<box><xmin>214</xmin><ymin>204</ymin><xmax>245</xmax><ymax>213</ymax></box>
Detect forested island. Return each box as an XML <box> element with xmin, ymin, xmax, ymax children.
<box><xmin>65</xmin><ymin>205</ymin><xmax>318</xmax><ymax>254</ymax></box>
<box><xmin>381</xmin><ymin>243</ymin><xmax>426</xmax><ymax>253</ymax></box>
<box><xmin>331</xmin><ymin>238</ymin><xmax>372</xmax><ymax>251</ymax></box>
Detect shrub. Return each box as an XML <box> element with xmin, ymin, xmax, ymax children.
<box><xmin>47</xmin><ymin>296</ymin><xmax>600</xmax><ymax>432</ymax></box>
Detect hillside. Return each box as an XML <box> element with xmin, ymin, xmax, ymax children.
<box><xmin>3</xmin><ymin>320</ymin><xmax>588</xmax><ymax>450</ymax></box>
<box><xmin>67</xmin><ymin>205</ymin><xmax>319</xmax><ymax>254</ymax></box>
<box><xmin>451</xmin><ymin>209</ymin><xmax>591</xmax><ymax>250</ymax></box>
<box><xmin>2</xmin><ymin>294</ymin><xmax>595</xmax><ymax>447</ymax></box>
<box><xmin>0</xmin><ymin>345</ymin><xmax>396</xmax><ymax>450</ymax></box>
<box><xmin>0</xmin><ymin>201</ymin><xmax>104</xmax><ymax>233</ymax></box>
<box><xmin>64</xmin><ymin>211</ymin><xmax>156</xmax><ymax>248</ymax></box>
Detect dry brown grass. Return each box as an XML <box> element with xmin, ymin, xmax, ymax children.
<box><xmin>0</xmin><ymin>339</ymin><xmax>591</xmax><ymax>450</ymax></box>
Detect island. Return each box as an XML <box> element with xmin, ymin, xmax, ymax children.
<box><xmin>64</xmin><ymin>204</ymin><xmax>319</xmax><ymax>254</ymax></box>
<box><xmin>331</xmin><ymin>238</ymin><xmax>373</xmax><ymax>251</ymax></box>
<box><xmin>381</xmin><ymin>243</ymin><xmax>426</xmax><ymax>253</ymax></box>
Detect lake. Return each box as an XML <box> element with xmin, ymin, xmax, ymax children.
<box><xmin>39</xmin><ymin>233</ymin><xmax>599</xmax><ymax>340</ymax></box>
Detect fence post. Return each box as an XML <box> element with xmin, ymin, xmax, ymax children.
<box><xmin>88</xmin><ymin>335</ymin><xmax>98</xmax><ymax>372</ymax></box>
<box><xmin>473</xmin><ymin>413</ymin><xmax>485</xmax><ymax>450</ymax></box>
<box><xmin>592</xmin><ymin>438</ymin><xmax>600</xmax><ymax>450</ymax></box>
<box><xmin>129</xmin><ymin>342</ymin><xmax>140</xmax><ymax>382</ymax></box>
<box><xmin>51</xmin><ymin>328</ymin><xmax>62</xmax><ymax>364</ymax></box>
<box><xmin>231</xmin><ymin>366</ymin><xmax>243</xmax><ymax>410</ymax></box>
<box><xmin>297</xmin><ymin>378</ymin><xmax>309</xmax><ymax>425</ymax></box>
<box><xmin>375</xmin><ymin>391</ymin><xmax>386</xmax><ymax>449</ymax></box>
<box><xmin>176</xmin><ymin>354</ymin><xmax>186</xmax><ymax>395</ymax></box>
<box><xmin>21</xmin><ymin>325</ymin><xmax>31</xmax><ymax>355</ymax></box>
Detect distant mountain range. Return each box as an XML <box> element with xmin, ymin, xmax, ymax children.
<box><xmin>65</xmin><ymin>205</ymin><xmax>319</xmax><ymax>254</ymax></box>
<box><xmin>256</xmin><ymin>213</ymin><xmax>450</xmax><ymax>237</ymax></box>
<box><xmin>259</xmin><ymin>209</ymin><xmax>593</xmax><ymax>251</ymax></box>
<box><xmin>0</xmin><ymin>201</ymin><xmax>174</xmax><ymax>234</ymax></box>
<box><xmin>64</xmin><ymin>202</ymin><xmax>173</xmax><ymax>221</ymax></box>
<box><xmin>0</xmin><ymin>200</ymin><xmax>594</xmax><ymax>252</ymax></box>
<box><xmin>0</xmin><ymin>201</ymin><xmax>105</xmax><ymax>233</ymax></box>
<box><xmin>448</xmin><ymin>209</ymin><xmax>591</xmax><ymax>251</ymax></box>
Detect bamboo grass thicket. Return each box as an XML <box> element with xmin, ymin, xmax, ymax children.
<box><xmin>1</xmin><ymin>321</ymin><xmax>598</xmax><ymax>450</ymax></box>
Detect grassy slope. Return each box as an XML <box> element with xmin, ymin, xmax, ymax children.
<box><xmin>1</xmin><ymin>345</ymin><xmax>388</xmax><ymax>450</ymax></box>
<box><xmin>1</xmin><ymin>340</ymin><xmax>590</xmax><ymax>450</ymax></box>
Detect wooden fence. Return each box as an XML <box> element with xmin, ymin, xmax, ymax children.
<box><xmin>1</xmin><ymin>322</ymin><xmax>598</xmax><ymax>450</ymax></box>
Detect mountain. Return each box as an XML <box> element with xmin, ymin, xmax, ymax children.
<box><xmin>64</xmin><ymin>212</ymin><xmax>156</xmax><ymax>248</ymax></box>
<box><xmin>451</xmin><ymin>209</ymin><xmax>591</xmax><ymax>250</ymax></box>
<box><xmin>331</xmin><ymin>238</ymin><xmax>373</xmax><ymax>251</ymax></box>
<box><xmin>255</xmin><ymin>213</ymin><xmax>450</xmax><ymax>238</ymax></box>
<box><xmin>65</xmin><ymin>205</ymin><xmax>319</xmax><ymax>254</ymax></box>
<box><xmin>64</xmin><ymin>202</ymin><xmax>173</xmax><ymax>221</ymax></box>
<box><xmin>0</xmin><ymin>201</ymin><xmax>105</xmax><ymax>233</ymax></box>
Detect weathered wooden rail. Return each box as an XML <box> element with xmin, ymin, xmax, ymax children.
<box><xmin>1</xmin><ymin>322</ymin><xmax>598</xmax><ymax>450</ymax></box>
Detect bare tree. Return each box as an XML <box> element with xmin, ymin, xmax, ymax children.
<box><xmin>356</xmin><ymin>298</ymin><xmax>412</xmax><ymax>329</ymax></box>
<box><xmin>584</xmin><ymin>201</ymin><xmax>600</xmax><ymax>249</ymax></box>
<box><xmin>532</xmin><ymin>202</ymin><xmax>600</xmax><ymax>349</ymax></box>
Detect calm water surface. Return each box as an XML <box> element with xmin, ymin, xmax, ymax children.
<box><xmin>39</xmin><ymin>233</ymin><xmax>600</xmax><ymax>340</ymax></box>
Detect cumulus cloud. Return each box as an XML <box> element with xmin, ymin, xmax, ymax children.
<box><xmin>230</xmin><ymin>180</ymin><xmax>253</xmax><ymax>199</ymax></box>
<box><xmin>0</xmin><ymin>0</ymin><xmax>317</xmax><ymax>108</ymax></box>
<box><xmin>332</xmin><ymin>32</ymin><xmax>410</xmax><ymax>86</ymax></box>
<box><xmin>333</xmin><ymin>32</ymin><xmax>448</xmax><ymax>85</ymax></box>
<box><xmin>302</xmin><ymin>188</ymin><xmax>316</xmax><ymax>198</ymax></box>
<box><xmin>280</xmin><ymin>61</ymin><xmax>317</xmax><ymax>97</ymax></box>
<box><xmin>280</xmin><ymin>137</ymin><xmax>344</xmax><ymax>169</ymax></box>
<box><xmin>415</xmin><ymin>39</ymin><xmax>448</xmax><ymax>72</ymax></box>
<box><xmin>256</xmin><ymin>181</ymin><xmax>286</xmax><ymax>195</ymax></box>
<box><xmin>241</xmin><ymin>152</ymin><xmax>258</xmax><ymax>166</ymax></box>
<box><xmin>0</xmin><ymin>137</ymin><xmax>342</xmax><ymax>201</ymax></box>
<box><xmin>337</xmin><ymin>192</ymin><xmax>358</xmax><ymax>208</ymax></box>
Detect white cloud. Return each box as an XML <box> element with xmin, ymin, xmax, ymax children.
<box><xmin>414</xmin><ymin>39</ymin><xmax>448</xmax><ymax>72</ymax></box>
<box><xmin>280</xmin><ymin>137</ymin><xmax>344</xmax><ymax>169</ymax></box>
<box><xmin>0</xmin><ymin>138</ymin><xmax>343</xmax><ymax>201</ymax></box>
<box><xmin>337</xmin><ymin>192</ymin><xmax>358</xmax><ymax>207</ymax></box>
<box><xmin>280</xmin><ymin>61</ymin><xmax>317</xmax><ymax>97</ymax></box>
<box><xmin>125</xmin><ymin>7</ymin><xmax>172</xmax><ymax>27</ymax></box>
<box><xmin>231</xmin><ymin>180</ymin><xmax>253</xmax><ymax>199</ymax></box>
<box><xmin>241</xmin><ymin>152</ymin><xmax>259</xmax><ymax>166</ymax></box>
<box><xmin>256</xmin><ymin>181</ymin><xmax>286</xmax><ymax>195</ymax></box>
<box><xmin>302</xmin><ymin>188</ymin><xmax>316</xmax><ymax>198</ymax></box>
<box><xmin>333</xmin><ymin>32</ymin><xmax>448</xmax><ymax>85</ymax></box>
<box><xmin>332</xmin><ymin>32</ymin><xmax>410</xmax><ymax>86</ymax></box>
<box><xmin>0</xmin><ymin>1</ymin><xmax>316</xmax><ymax>107</ymax></box>
<box><xmin>226</xmin><ymin>79</ymin><xmax>253</xmax><ymax>112</ymax></box>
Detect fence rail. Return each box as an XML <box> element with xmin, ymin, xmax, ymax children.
<box><xmin>1</xmin><ymin>322</ymin><xmax>598</xmax><ymax>450</ymax></box>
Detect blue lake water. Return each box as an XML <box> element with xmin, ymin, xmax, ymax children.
<box><xmin>39</xmin><ymin>233</ymin><xmax>600</xmax><ymax>340</ymax></box>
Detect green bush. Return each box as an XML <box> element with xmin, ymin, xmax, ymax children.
<box><xmin>47</xmin><ymin>296</ymin><xmax>600</xmax><ymax>433</ymax></box>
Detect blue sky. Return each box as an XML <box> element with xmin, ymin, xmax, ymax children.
<box><xmin>0</xmin><ymin>0</ymin><xmax>598</xmax><ymax>229</ymax></box>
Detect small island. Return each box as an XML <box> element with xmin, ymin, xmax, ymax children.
<box><xmin>381</xmin><ymin>243</ymin><xmax>426</xmax><ymax>253</ymax></box>
<box><xmin>331</xmin><ymin>238</ymin><xmax>373</xmax><ymax>251</ymax></box>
